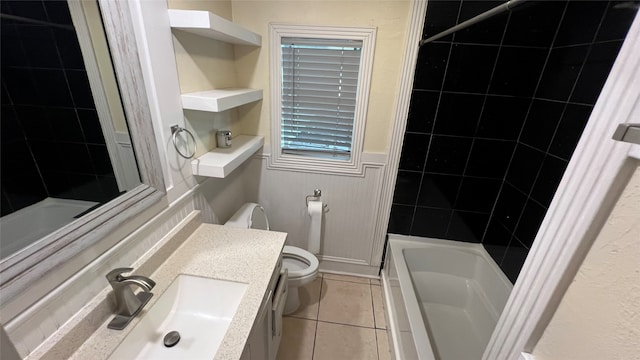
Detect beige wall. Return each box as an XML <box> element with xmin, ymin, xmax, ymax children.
<box><xmin>231</xmin><ymin>0</ymin><xmax>411</xmax><ymax>153</ymax></box>
<box><xmin>533</xmin><ymin>165</ymin><xmax>640</xmax><ymax>360</ymax></box>
<box><xmin>168</xmin><ymin>0</ymin><xmax>236</xmax><ymax>93</ymax></box>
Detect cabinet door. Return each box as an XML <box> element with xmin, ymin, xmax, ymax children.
<box><xmin>270</xmin><ymin>269</ymin><xmax>288</xmax><ymax>360</ymax></box>
<box><xmin>240</xmin><ymin>344</ymin><xmax>251</xmax><ymax>360</ymax></box>
<box><xmin>249</xmin><ymin>290</ymin><xmax>271</xmax><ymax>360</ymax></box>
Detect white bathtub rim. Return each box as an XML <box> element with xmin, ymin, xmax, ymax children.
<box><xmin>388</xmin><ymin>238</ymin><xmax>437</xmax><ymax>360</ymax></box>
<box><xmin>390</xmin><ymin>235</ymin><xmax>513</xmax><ymax>327</ymax></box>
<box><xmin>383</xmin><ymin>260</ymin><xmax>435</xmax><ymax>360</ymax></box>
<box><xmin>0</xmin><ymin>197</ymin><xmax>98</xmax><ymax>260</ymax></box>
<box><xmin>381</xmin><ymin>270</ymin><xmax>402</xmax><ymax>360</ymax></box>
<box><xmin>385</xmin><ymin>234</ymin><xmax>513</xmax><ymax>359</ymax></box>
<box><xmin>388</xmin><ymin>234</ymin><xmax>512</xmax><ymax>291</ymax></box>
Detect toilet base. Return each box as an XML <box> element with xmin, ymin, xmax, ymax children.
<box><xmin>284</xmin><ymin>285</ymin><xmax>300</xmax><ymax>315</ymax></box>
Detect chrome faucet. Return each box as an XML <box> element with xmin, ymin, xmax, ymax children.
<box><xmin>106</xmin><ymin>268</ymin><xmax>156</xmax><ymax>330</ymax></box>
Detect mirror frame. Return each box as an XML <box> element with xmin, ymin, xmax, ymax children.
<box><xmin>0</xmin><ymin>0</ymin><xmax>166</xmax><ymax>305</ymax></box>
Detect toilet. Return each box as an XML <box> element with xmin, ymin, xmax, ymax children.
<box><xmin>225</xmin><ymin>203</ymin><xmax>319</xmax><ymax>314</ymax></box>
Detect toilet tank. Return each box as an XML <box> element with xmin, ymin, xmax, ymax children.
<box><xmin>225</xmin><ymin>203</ymin><xmax>270</xmax><ymax>230</ymax></box>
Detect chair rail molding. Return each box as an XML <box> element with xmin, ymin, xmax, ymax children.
<box><xmin>371</xmin><ymin>0</ymin><xmax>428</xmax><ymax>267</ymax></box>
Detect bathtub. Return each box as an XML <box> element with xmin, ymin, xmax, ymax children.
<box><xmin>0</xmin><ymin>197</ymin><xmax>98</xmax><ymax>259</ymax></box>
<box><xmin>381</xmin><ymin>235</ymin><xmax>512</xmax><ymax>360</ymax></box>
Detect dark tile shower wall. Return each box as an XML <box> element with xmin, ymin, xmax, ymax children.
<box><xmin>1</xmin><ymin>1</ymin><xmax>120</xmax><ymax>217</ymax></box>
<box><xmin>388</xmin><ymin>0</ymin><xmax>637</xmax><ymax>283</ymax></box>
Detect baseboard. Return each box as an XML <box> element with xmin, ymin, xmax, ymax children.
<box><xmin>381</xmin><ymin>271</ymin><xmax>401</xmax><ymax>360</ymax></box>
<box><xmin>520</xmin><ymin>353</ymin><xmax>535</xmax><ymax>360</ymax></box>
<box><xmin>318</xmin><ymin>257</ymin><xmax>379</xmax><ymax>277</ymax></box>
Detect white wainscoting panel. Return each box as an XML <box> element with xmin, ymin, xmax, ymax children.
<box><xmin>245</xmin><ymin>155</ymin><xmax>385</xmax><ymax>274</ymax></box>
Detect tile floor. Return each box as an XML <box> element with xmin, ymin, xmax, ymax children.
<box><xmin>276</xmin><ymin>273</ymin><xmax>390</xmax><ymax>360</ymax></box>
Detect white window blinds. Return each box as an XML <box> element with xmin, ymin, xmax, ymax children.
<box><xmin>280</xmin><ymin>37</ymin><xmax>363</xmax><ymax>159</ymax></box>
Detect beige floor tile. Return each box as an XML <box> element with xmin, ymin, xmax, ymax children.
<box><xmin>287</xmin><ymin>277</ymin><xmax>322</xmax><ymax>320</ymax></box>
<box><xmin>314</xmin><ymin>321</ymin><xmax>378</xmax><ymax>360</ymax></box>
<box><xmin>318</xmin><ymin>279</ymin><xmax>374</xmax><ymax>328</ymax></box>
<box><xmin>276</xmin><ymin>317</ymin><xmax>316</xmax><ymax>360</ymax></box>
<box><xmin>322</xmin><ymin>273</ymin><xmax>371</xmax><ymax>284</ymax></box>
<box><xmin>371</xmin><ymin>278</ymin><xmax>381</xmax><ymax>285</ymax></box>
<box><xmin>376</xmin><ymin>329</ymin><xmax>391</xmax><ymax>360</ymax></box>
<box><xmin>371</xmin><ymin>285</ymin><xmax>386</xmax><ymax>329</ymax></box>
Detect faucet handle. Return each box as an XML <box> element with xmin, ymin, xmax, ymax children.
<box><xmin>106</xmin><ymin>267</ymin><xmax>134</xmax><ymax>283</ymax></box>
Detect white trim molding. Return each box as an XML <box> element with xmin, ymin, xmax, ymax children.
<box><xmin>519</xmin><ymin>353</ymin><xmax>535</xmax><ymax>360</ymax></box>
<box><xmin>268</xmin><ymin>23</ymin><xmax>377</xmax><ymax>176</ymax></box>
<box><xmin>68</xmin><ymin>1</ymin><xmax>136</xmax><ymax>193</ymax></box>
<box><xmin>256</xmin><ymin>147</ymin><xmax>387</xmax><ymax>178</ymax></box>
<box><xmin>483</xmin><ymin>13</ymin><xmax>640</xmax><ymax>360</ymax></box>
<box><xmin>371</xmin><ymin>0</ymin><xmax>428</xmax><ymax>267</ymax></box>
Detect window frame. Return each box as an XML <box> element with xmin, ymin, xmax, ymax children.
<box><xmin>269</xmin><ymin>24</ymin><xmax>377</xmax><ymax>174</ymax></box>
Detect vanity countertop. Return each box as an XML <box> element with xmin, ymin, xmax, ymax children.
<box><xmin>69</xmin><ymin>223</ymin><xmax>286</xmax><ymax>360</ymax></box>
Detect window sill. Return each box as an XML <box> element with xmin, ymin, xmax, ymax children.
<box><xmin>263</xmin><ymin>148</ymin><xmax>386</xmax><ymax>177</ymax></box>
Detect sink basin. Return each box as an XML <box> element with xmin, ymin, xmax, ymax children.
<box><xmin>108</xmin><ymin>275</ymin><xmax>248</xmax><ymax>359</ymax></box>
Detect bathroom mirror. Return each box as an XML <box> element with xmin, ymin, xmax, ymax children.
<box><xmin>0</xmin><ymin>0</ymin><xmax>166</xmax><ymax>314</ymax></box>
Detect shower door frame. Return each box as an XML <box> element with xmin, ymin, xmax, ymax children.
<box><xmin>376</xmin><ymin>2</ymin><xmax>640</xmax><ymax>359</ymax></box>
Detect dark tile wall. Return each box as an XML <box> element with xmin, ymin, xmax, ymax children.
<box><xmin>388</xmin><ymin>0</ymin><xmax>637</xmax><ymax>283</ymax></box>
<box><xmin>1</xmin><ymin>1</ymin><xmax>120</xmax><ymax>217</ymax></box>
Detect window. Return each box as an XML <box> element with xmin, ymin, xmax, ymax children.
<box><xmin>270</xmin><ymin>24</ymin><xmax>376</xmax><ymax>174</ymax></box>
<box><xmin>281</xmin><ymin>37</ymin><xmax>361</xmax><ymax>159</ymax></box>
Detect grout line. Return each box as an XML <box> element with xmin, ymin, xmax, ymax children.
<box><xmin>513</xmin><ymin>236</ymin><xmax>531</xmax><ymax>250</ymax></box>
<box><xmin>375</xmin><ymin>325</ymin><xmax>381</xmax><ymax>360</ymax></box>
<box><xmin>315</xmin><ymin>273</ymin><xmax>322</xmax><ymax>320</ymax></box>
<box><xmin>407</xmin><ymin>1</ymin><xmax>464</xmax><ymax>236</ymax></box>
<box><xmin>311</xmin><ymin>275</ymin><xmax>323</xmax><ymax>360</ymax></box>
<box><xmin>316</xmin><ymin>319</ymin><xmax>377</xmax><ymax>330</ymax></box>
<box><xmin>430</xmin><ymin>40</ymin><xmax>550</xmax><ymax>50</ymax></box>
<box><xmin>369</xmin><ymin>282</ymin><xmax>377</xmax><ymax>329</ymax></box>
<box><xmin>405</xmin><ymin>132</ymin><xmax>518</xmax><ymax>143</ymax></box>
<box><xmin>453</xmin><ymin>4</ymin><xmax>512</xmax><ymax>242</ymax></box>
<box><xmin>497</xmin><ymin>3</ymin><xmax>573</xmax><ymax>259</ymax></box>
<box><xmin>443</xmin><ymin>1</ymin><xmax>515</xmax><ymax>236</ymax></box>
<box><xmin>311</xmin><ymin>319</ymin><xmax>318</xmax><ymax>360</ymax></box>
<box><xmin>396</xmin><ymin>168</ymin><xmax>510</xmax><ymax>181</ymax></box>
<box><xmin>480</xmin><ymin>1</ymin><xmax>570</xmax><ymax>250</ymax></box>
<box><xmin>321</xmin><ymin>274</ymin><xmax>373</xmax><ymax>285</ymax></box>
<box><xmin>411</xmin><ymin>41</ymin><xmax>456</xmax><ymax>235</ymax></box>
<box><xmin>392</xmin><ymin>89</ymin><xmax>598</xmax><ymax>108</ymax></box>
<box><xmin>286</xmin><ymin>314</ymin><xmax>317</xmax><ymax>322</ymax></box>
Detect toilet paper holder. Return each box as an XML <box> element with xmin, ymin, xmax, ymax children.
<box><xmin>305</xmin><ymin>189</ymin><xmax>328</xmax><ymax>210</ymax></box>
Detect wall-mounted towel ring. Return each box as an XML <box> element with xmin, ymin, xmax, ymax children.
<box><xmin>171</xmin><ymin>125</ymin><xmax>197</xmax><ymax>159</ymax></box>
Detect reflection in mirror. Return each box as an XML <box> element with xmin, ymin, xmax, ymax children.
<box><xmin>0</xmin><ymin>0</ymin><xmax>141</xmax><ymax>259</ymax></box>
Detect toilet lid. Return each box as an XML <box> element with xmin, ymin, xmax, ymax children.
<box><xmin>283</xmin><ymin>245</ymin><xmax>319</xmax><ymax>278</ymax></box>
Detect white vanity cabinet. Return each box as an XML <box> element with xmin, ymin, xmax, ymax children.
<box><xmin>243</xmin><ymin>253</ymin><xmax>287</xmax><ymax>360</ymax></box>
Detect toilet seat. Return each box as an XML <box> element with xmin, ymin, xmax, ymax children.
<box><xmin>283</xmin><ymin>245</ymin><xmax>318</xmax><ymax>280</ymax></box>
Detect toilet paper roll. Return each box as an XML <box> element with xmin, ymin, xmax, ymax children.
<box><xmin>307</xmin><ymin>200</ymin><xmax>323</xmax><ymax>254</ymax></box>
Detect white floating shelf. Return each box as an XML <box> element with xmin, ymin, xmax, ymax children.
<box><xmin>191</xmin><ymin>135</ymin><xmax>264</xmax><ymax>178</ymax></box>
<box><xmin>168</xmin><ymin>9</ymin><xmax>261</xmax><ymax>46</ymax></box>
<box><xmin>181</xmin><ymin>89</ymin><xmax>263</xmax><ymax>112</ymax></box>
